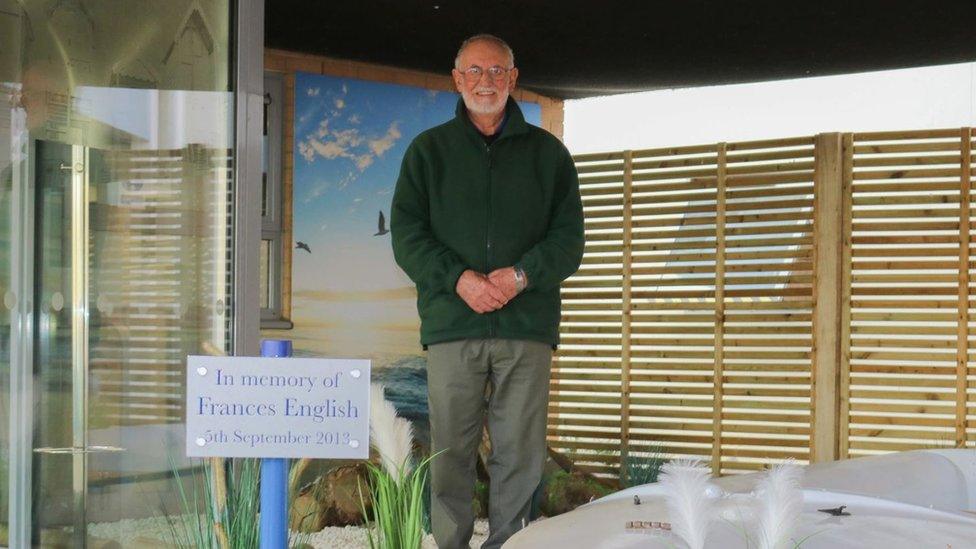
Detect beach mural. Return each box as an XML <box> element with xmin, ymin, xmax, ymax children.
<box><xmin>263</xmin><ymin>71</ymin><xmax>542</xmax><ymax>441</ymax></box>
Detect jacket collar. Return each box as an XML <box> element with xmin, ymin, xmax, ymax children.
<box><xmin>454</xmin><ymin>95</ymin><xmax>529</xmax><ymax>143</ymax></box>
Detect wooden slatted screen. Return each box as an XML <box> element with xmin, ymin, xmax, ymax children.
<box><xmin>843</xmin><ymin>128</ymin><xmax>976</xmax><ymax>455</ymax></box>
<box><xmin>719</xmin><ymin>138</ymin><xmax>815</xmax><ymax>472</ymax></box>
<box><xmin>554</xmin><ymin>137</ymin><xmax>816</xmax><ymax>478</ymax></box>
<box><xmin>969</xmin><ymin>128</ymin><xmax>976</xmax><ymax>448</ymax></box>
<box><xmin>89</xmin><ymin>145</ymin><xmax>233</xmax><ymax>426</ymax></box>
<box><xmin>553</xmin><ymin>148</ymin><xmax>629</xmax><ymax>479</ymax></box>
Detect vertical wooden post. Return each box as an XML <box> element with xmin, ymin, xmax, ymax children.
<box><xmin>811</xmin><ymin>133</ymin><xmax>844</xmax><ymax>463</ymax></box>
<box><xmin>711</xmin><ymin>144</ymin><xmax>727</xmax><ymax>474</ymax></box>
<box><xmin>957</xmin><ymin>127</ymin><xmax>972</xmax><ymax>447</ymax></box>
<box><xmin>838</xmin><ymin>133</ymin><xmax>854</xmax><ymax>459</ymax></box>
<box><xmin>619</xmin><ymin>151</ymin><xmax>634</xmax><ymax>483</ymax></box>
<box><xmin>281</xmin><ymin>73</ymin><xmax>295</xmax><ymax>321</ymax></box>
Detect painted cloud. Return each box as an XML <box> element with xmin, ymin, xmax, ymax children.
<box><xmin>298</xmin><ymin>87</ymin><xmax>402</xmax><ymax>176</ymax></box>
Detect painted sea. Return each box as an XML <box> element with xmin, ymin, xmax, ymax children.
<box><xmin>289</xmin><ymin>346</ymin><xmax>432</xmax><ymax>449</ymax></box>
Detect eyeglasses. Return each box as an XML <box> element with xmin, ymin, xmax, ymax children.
<box><xmin>460</xmin><ymin>65</ymin><xmax>514</xmax><ymax>82</ymax></box>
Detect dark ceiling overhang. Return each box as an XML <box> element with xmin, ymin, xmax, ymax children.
<box><xmin>266</xmin><ymin>1</ymin><xmax>976</xmax><ymax>100</ymax></box>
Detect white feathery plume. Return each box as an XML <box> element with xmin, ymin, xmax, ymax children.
<box><xmin>369</xmin><ymin>383</ymin><xmax>415</xmax><ymax>479</ymax></box>
<box><xmin>659</xmin><ymin>459</ymin><xmax>714</xmax><ymax>549</ymax></box>
<box><xmin>755</xmin><ymin>459</ymin><xmax>804</xmax><ymax>549</ymax></box>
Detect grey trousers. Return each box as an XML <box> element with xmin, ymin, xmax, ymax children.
<box><xmin>426</xmin><ymin>338</ymin><xmax>553</xmax><ymax>549</ymax></box>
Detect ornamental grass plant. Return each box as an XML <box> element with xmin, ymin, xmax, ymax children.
<box><xmin>359</xmin><ymin>453</ymin><xmax>438</xmax><ymax>549</ymax></box>
<box><xmin>163</xmin><ymin>456</ymin><xmax>309</xmax><ymax>549</ymax></box>
<box><xmin>164</xmin><ymin>457</ymin><xmax>260</xmax><ymax>549</ymax></box>
<box><xmin>359</xmin><ymin>383</ymin><xmax>441</xmax><ymax>549</ymax></box>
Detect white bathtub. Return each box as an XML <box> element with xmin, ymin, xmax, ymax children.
<box><xmin>504</xmin><ymin>449</ymin><xmax>976</xmax><ymax>548</ymax></box>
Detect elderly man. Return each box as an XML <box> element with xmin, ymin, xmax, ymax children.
<box><xmin>390</xmin><ymin>34</ymin><xmax>584</xmax><ymax>549</ymax></box>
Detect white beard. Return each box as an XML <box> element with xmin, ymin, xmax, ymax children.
<box><xmin>461</xmin><ymin>87</ymin><xmax>507</xmax><ymax>115</ymax></box>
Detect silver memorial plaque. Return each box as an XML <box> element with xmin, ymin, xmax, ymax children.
<box><xmin>186</xmin><ymin>356</ymin><xmax>370</xmax><ymax>459</ymax></box>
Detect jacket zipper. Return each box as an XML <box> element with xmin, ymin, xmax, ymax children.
<box><xmin>485</xmin><ymin>142</ymin><xmax>494</xmax><ymax>338</ymax></box>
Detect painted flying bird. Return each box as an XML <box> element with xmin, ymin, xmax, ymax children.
<box><xmin>374</xmin><ymin>210</ymin><xmax>390</xmax><ymax>236</ymax></box>
<box><xmin>296</xmin><ymin>241</ymin><xmax>311</xmax><ymax>253</ymax></box>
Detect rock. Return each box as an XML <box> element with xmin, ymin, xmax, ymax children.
<box><xmin>540</xmin><ymin>470</ymin><xmax>614</xmax><ymax>517</ymax></box>
<box><xmin>291</xmin><ymin>492</ymin><xmax>328</xmax><ymax>533</ymax></box>
<box><xmin>289</xmin><ymin>464</ymin><xmax>372</xmax><ymax>532</ymax></box>
<box><xmin>324</xmin><ymin>464</ymin><xmax>371</xmax><ymax>526</ymax></box>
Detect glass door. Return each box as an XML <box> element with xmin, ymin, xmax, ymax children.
<box><xmin>1</xmin><ymin>1</ymin><xmax>241</xmax><ymax>546</ymax></box>
<box><xmin>28</xmin><ymin>136</ymin><xmax>237</xmax><ymax>547</ymax></box>
<box><xmin>31</xmin><ymin>140</ymin><xmax>121</xmax><ymax>547</ymax></box>
<box><xmin>31</xmin><ymin>139</ymin><xmax>76</xmax><ymax>546</ymax></box>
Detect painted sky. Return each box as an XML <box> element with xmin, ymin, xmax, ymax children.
<box><xmin>292</xmin><ymin>72</ymin><xmax>541</xmax><ymax>295</ymax></box>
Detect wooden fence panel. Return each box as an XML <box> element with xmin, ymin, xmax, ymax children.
<box><xmin>551</xmin><ymin>150</ymin><xmax>627</xmax><ymax>477</ymax></box>
<box><xmin>557</xmin><ymin>137</ymin><xmax>816</xmax><ymax>477</ymax></box>
<box><xmin>560</xmin><ymin>127</ymin><xmax>976</xmax><ymax>482</ymax></box>
<box><xmin>718</xmin><ymin>138</ymin><xmax>815</xmax><ymax>473</ymax></box>
<box><xmin>846</xmin><ymin>129</ymin><xmax>965</xmax><ymax>455</ymax></box>
<box><xmin>968</xmin><ymin>127</ymin><xmax>976</xmax><ymax>448</ymax></box>
<box><xmin>627</xmin><ymin>143</ymin><xmax>719</xmax><ymax>470</ymax></box>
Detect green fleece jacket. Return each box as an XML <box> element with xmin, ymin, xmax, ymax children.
<box><xmin>390</xmin><ymin>97</ymin><xmax>584</xmax><ymax>347</ymax></box>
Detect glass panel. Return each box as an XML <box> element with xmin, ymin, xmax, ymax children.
<box><xmin>31</xmin><ymin>140</ymin><xmax>77</xmax><ymax>546</ymax></box>
<box><xmin>1</xmin><ymin>1</ymin><xmax>236</xmax><ymax>546</ymax></box>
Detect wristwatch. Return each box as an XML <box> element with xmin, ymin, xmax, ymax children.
<box><xmin>514</xmin><ymin>266</ymin><xmax>527</xmax><ymax>293</ymax></box>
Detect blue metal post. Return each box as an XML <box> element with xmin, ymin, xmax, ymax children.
<box><xmin>259</xmin><ymin>339</ymin><xmax>292</xmax><ymax>549</ymax></box>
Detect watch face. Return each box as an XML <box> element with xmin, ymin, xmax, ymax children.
<box><xmin>514</xmin><ymin>269</ymin><xmax>526</xmax><ymax>292</ymax></box>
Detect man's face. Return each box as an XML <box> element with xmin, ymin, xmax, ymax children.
<box><xmin>452</xmin><ymin>40</ymin><xmax>518</xmax><ymax>116</ymax></box>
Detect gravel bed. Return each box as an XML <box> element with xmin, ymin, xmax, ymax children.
<box><xmin>87</xmin><ymin>517</ymin><xmax>493</xmax><ymax>548</ymax></box>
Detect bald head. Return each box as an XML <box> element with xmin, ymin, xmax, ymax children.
<box><xmin>454</xmin><ymin>34</ymin><xmax>514</xmax><ymax>70</ymax></box>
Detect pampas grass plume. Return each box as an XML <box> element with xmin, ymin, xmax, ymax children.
<box><xmin>755</xmin><ymin>459</ymin><xmax>803</xmax><ymax>549</ymax></box>
<box><xmin>659</xmin><ymin>459</ymin><xmax>713</xmax><ymax>549</ymax></box>
<box><xmin>369</xmin><ymin>383</ymin><xmax>414</xmax><ymax>479</ymax></box>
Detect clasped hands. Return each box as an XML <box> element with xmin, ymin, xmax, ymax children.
<box><xmin>455</xmin><ymin>267</ymin><xmax>523</xmax><ymax>314</ymax></box>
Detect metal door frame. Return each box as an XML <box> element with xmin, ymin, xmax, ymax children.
<box><xmin>68</xmin><ymin>144</ymin><xmax>90</xmax><ymax>548</ymax></box>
